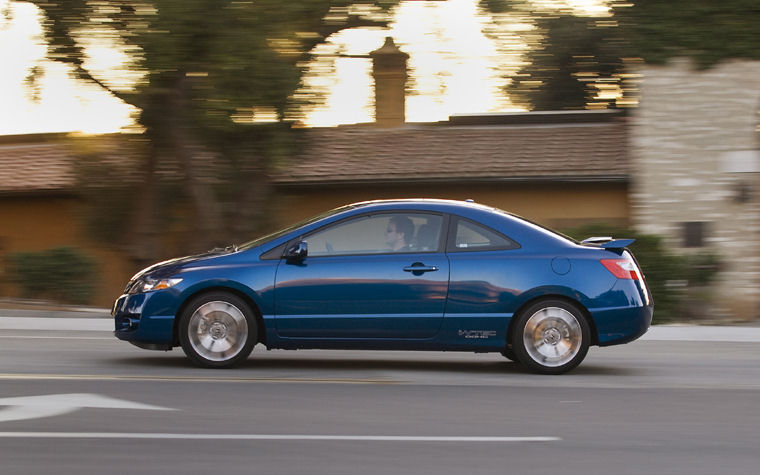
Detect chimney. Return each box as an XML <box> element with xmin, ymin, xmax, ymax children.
<box><xmin>370</xmin><ymin>37</ymin><xmax>409</xmax><ymax>127</ymax></box>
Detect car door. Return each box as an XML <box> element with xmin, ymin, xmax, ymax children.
<box><xmin>274</xmin><ymin>212</ymin><xmax>449</xmax><ymax>339</ymax></box>
<box><xmin>444</xmin><ymin>216</ymin><xmax>523</xmax><ymax>330</ymax></box>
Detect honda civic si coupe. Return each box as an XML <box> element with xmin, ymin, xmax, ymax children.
<box><xmin>113</xmin><ymin>199</ymin><xmax>653</xmax><ymax>374</ymax></box>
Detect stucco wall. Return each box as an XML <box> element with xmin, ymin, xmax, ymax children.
<box><xmin>631</xmin><ymin>59</ymin><xmax>760</xmax><ymax>319</ymax></box>
<box><xmin>0</xmin><ymin>196</ymin><xmax>134</xmax><ymax>307</ymax></box>
<box><xmin>275</xmin><ymin>182</ymin><xmax>629</xmax><ymax>231</ymax></box>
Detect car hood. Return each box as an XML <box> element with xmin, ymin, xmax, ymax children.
<box><xmin>129</xmin><ymin>248</ymin><xmax>236</xmax><ymax>282</ymax></box>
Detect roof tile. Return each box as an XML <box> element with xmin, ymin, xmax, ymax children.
<box><xmin>0</xmin><ymin>118</ymin><xmax>629</xmax><ymax>193</ymax></box>
<box><xmin>274</xmin><ymin>121</ymin><xmax>628</xmax><ymax>184</ymax></box>
<box><xmin>0</xmin><ymin>142</ymin><xmax>75</xmax><ymax>194</ymax></box>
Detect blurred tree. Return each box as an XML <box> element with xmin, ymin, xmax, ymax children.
<box><xmin>17</xmin><ymin>0</ymin><xmax>394</xmax><ymax>263</ymax></box>
<box><xmin>483</xmin><ymin>0</ymin><xmax>760</xmax><ymax>110</ymax></box>
<box><xmin>477</xmin><ymin>0</ymin><xmax>517</xmax><ymax>15</ymax></box>
<box><xmin>617</xmin><ymin>0</ymin><xmax>760</xmax><ymax>68</ymax></box>
<box><xmin>480</xmin><ymin>1</ymin><xmax>634</xmax><ymax>110</ymax></box>
<box><xmin>506</xmin><ymin>14</ymin><xmax>633</xmax><ymax>110</ymax></box>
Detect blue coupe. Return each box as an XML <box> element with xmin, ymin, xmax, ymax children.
<box><xmin>113</xmin><ymin>199</ymin><xmax>653</xmax><ymax>374</ymax></box>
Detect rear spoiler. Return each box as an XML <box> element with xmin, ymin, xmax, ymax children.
<box><xmin>581</xmin><ymin>237</ymin><xmax>636</xmax><ymax>249</ymax></box>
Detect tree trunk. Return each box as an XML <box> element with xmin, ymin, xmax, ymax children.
<box><xmin>166</xmin><ymin>72</ymin><xmax>224</xmax><ymax>252</ymax></box>
<box><xmin>129</xmin><ymin>143</ymin><xmax>161</xmax><ymax>266</ymax></box>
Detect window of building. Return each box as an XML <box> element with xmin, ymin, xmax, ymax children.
<box><xmin>681</xmin><ymin>221</ymin><xmax>708</xmax><ymax>248</ymax></box>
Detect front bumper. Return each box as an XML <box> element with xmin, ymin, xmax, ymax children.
<box><xmin>112</xmin><ymin>292</ymin><xmax>177</xmax><ymax>350</ymax></box>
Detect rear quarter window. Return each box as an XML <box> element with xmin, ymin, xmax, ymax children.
<box><xmin>448</xmin><ymin>217</ymin><xmax>520</xmax><ymax>252</ymax></box>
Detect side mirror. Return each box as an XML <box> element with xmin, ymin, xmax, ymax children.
<box><xmin>285</xmin><ymin>241</ymin><xmax>308</xmax><ymax>262</ymax></box>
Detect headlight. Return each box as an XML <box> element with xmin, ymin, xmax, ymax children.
<box><xmin>129</xmin><ymin>277</ymin><xmax>183</xmax><ymax>294</ymax></box>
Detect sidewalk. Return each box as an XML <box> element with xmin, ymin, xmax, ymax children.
<box><xmin>0</xmin><ymin>316</ymin><xmax>113</xmax><ymax>331</ymax></box>
<box><xmin>1</xmin><ymin>305</ymin><xmax>760</xmax><ymax>341</ymax></box>
<box><xmin>0</xmin><ymin>298</ymin><xmax>110</xmax><ymax>319</ymax></box>
<box><xmin>0</xmin><ymin>299</ymin><xmax>112</xmax><ymax>331</ymax></box>
<box><xmin>642</xmin><ymin>324</ymin><xmax>760</xmax><ymax>342</ymax></box>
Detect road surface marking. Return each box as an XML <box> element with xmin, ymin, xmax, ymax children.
<box><xmin>0</xmin><ymin>432</ymin><xmax>560</xmax><ymax>442</ymax></box>
<box><xmin>0</xmin><ymin>393</ymin><xmax>174</xmax><ymax>423</ymax></box>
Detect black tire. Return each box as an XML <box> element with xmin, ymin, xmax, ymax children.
<box><xmin>512</xmin><ymin>299</ymin><xmax>590</xmax><ymax>375</ymax></box>
<box><xmin>178</xmin><ymin>292</ymin><xmax>257</xmax><ymax>368</ymax></box>
<box><xmin>500</xmin><ymin>346</ymin><xmax>518</xmax><ymax>362</ymax></box>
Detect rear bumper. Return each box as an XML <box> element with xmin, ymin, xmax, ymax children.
<box><xmin>588</xmin><ymin>274</ymin><xmax>653</xmax><ymax>347</ymax></box>
<box><xmin>595</xmin><ymin>304</ymin><xmax>653</xmax><ymax>347</ymax></box>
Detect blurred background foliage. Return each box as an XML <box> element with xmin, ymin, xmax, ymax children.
<box><xmin>616</xmin><ymin>0</ymin><xmax>760</xmax><ymax>68</ymax></box>
<box><xmin>7</xmin><ymin>247</ymin><xmax>98</xmax><ymax>305</ymax></box>
<box><xmin>25</xmin><ymin>0</ymin><xmax>398</xmax><ymax>265</ymax></box>
<box><xmin>480</xmin><ymin>0</ymin><xmax>760</xmax><ymax>110</ymax></box>
<box><xmin>563</xmin><ymin>223</ymin><xmax>721</xmax><ymax>324</ymax></box>
<box><xmin>506</xmin><ymin>14</ymin><xmax>635</xmax><ymax>111</ymax></box>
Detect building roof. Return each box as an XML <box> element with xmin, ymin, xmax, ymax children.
<box><xmin>0</xmin><ymin>137</ymin><xmax>75</xmax><ymax>195</ymax></box>
<box><xmin>0</xmin><ymin>112</ymin><xmax>630</xmax><ymax>194</ymax></box>
<box><xmin>273</xmin><ymin>117</ymin><xmax>629</xmax><ymax>186</ymax></box>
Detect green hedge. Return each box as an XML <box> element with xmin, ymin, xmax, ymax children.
<box><xmin>562</xmin><ymin>223</ymin><xmax>720</xmax><ymax>324</ymax></box>
<box><xmin>7</xmin><ymin>247</ymin><xmax>98</xmax><ymax>305</ymax></box>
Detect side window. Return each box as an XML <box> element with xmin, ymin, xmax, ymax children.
<box><xmin>306</xmin><ymin>213</ymin><xmax>443</xmax><ymax>257</ymax></box>
<box><xmin>449</xmin><ymin>218</ymin><xmax>518</xmax><ymax>252</ymax></box>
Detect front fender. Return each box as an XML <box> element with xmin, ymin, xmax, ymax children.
<box><xmin>178</xmin><ymin>279</ymin><xmax>267</xmax><ymax>315</ymax></box>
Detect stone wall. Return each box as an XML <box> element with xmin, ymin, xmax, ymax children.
<box><xmin>631</xmin><ymin>59</ymin><xmax>760</xmax><ymax>320</ymax></box>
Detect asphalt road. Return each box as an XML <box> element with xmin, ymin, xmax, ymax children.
<box><xmin>0</xmin><ymin>320</ymin><xmax>758</xmax><ymax>475</ymax></box>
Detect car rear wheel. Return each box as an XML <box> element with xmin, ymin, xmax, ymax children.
<box><xmin>500</xmin><ymin>347</ymin><xmax>518</xmax><ymax>362</ymax></box>
<box><xmin>178</xmin><ymin>292</ymin><xmax>257</xmax><ymax>368</ymax></box>
<box><xmin>512</xmin><ymin>299</ymin><xmax>590</xmax><ymax>375</ymax></box>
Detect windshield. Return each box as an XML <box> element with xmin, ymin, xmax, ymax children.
<box><xmin>237</xmin><ymin>204</ymin><xmax>356</xmax><ymax>251</ymax></box>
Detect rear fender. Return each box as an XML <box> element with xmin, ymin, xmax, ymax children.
<box><xmin>506</xmin><ymin>291</ymin><xmax>599</xmax><ymax>348</ymax></box>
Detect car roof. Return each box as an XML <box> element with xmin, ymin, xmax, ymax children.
<box><xmin>340</xmin><ymin>199</ymin><xmax>581</xmax><ymax>249</ymax></box>
<box><xmin>347</xmin><ymin>198</ymin><xmax>502</xmax><ymax>214</ymax></box>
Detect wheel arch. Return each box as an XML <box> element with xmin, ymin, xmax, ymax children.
<box><xmin>172</xmin><ymin>286</ymin><xmax>266</xmax><ymax>347</ymax></box>
<box><xmin>506</xmin><ymin>294</ymin><xmax>599</xmax><ymax>350</ymax></box>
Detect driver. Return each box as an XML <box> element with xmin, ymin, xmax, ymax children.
<box><xmin>385</xmin><ymin>215</ymin><xmax>415</xmax><ymax>251</ymax></box>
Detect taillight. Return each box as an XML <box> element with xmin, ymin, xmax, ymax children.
<box><xmin>602</xmin><ymin>253</ymin><xmax>650</xmax><ymax>306</ymax></box>
<box><xmin>601</xmin><ymin>258</ymin><xmax>640</xmax><ymax>280</ymax></box>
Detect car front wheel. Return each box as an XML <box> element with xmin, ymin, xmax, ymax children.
<box><xmin>512</xmin><ymin>299</ymin><xmax>590</xmax><ymax>375</ymax></box>
<box><xmin>178</xmin><ymin>292</ymin><xmax>257</xmax><ymax>368</ymax></box>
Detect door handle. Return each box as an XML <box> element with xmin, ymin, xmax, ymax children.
<box><xmin>403</xmin><ymin>263</ymin><xmax>438</xmax><ymax>274</ymax></box>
